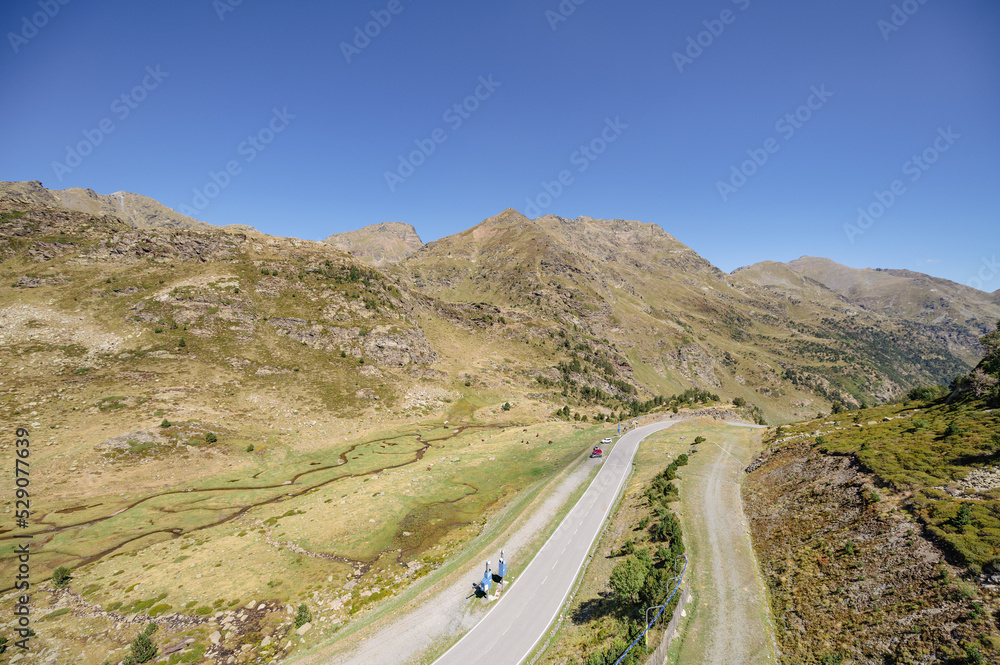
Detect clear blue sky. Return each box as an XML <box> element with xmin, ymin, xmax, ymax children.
<box><xmin>2</xmin><ymin>0</ymin><xmax>997</xmax><ymax>289</ymax></box>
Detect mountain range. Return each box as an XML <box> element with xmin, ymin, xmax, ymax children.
<box><xmin>3</xmin><ymin>180</ymin><xmax>998</xmax><ymax>424</ymax></box>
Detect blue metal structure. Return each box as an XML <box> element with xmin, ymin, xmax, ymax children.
<box><xmin>498</xmin><ymin>549</ymin><xmax>507</xmax><ymax>580</ymax></box>
<box><xmin>480</xmin><ymin>560</ymin><xmax>492</xmax><ymax>593</ymax></box>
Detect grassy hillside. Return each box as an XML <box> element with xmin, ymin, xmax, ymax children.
<box><xmin>745</xmin><ymin>391</ymin><xmax>1000</xmax><ymax>664</ymax></box>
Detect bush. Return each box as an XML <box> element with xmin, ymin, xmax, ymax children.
<box><xmin>178</xmin><ymin>338</ymin><xmax>186</xmax><ymax>348</ymax></box>
<box><xmin>52</xmin><ymin>566</ymin><xmax>72</xmax><ymax>588</ymax></box>
<box><xmin>694</xmin><ymin>436</ymin><xmax>705</xmax><ymax>444</ymax></box>
<box><xmin>609</xmin><ymin>555</ymin><xmax>649</xmax><ymax>603</ymax></box>
<box><xmin>953</xmin><ymin>504</ymin><xmax>973</xmax><ymax>528</ymax></box>
<box><xmin>159</xmin><ymin>419</ymin><xmax>172</xmax><ymax>428</ymax></box>
<box><xmin>127</xmin><ymin>623</ymin><xmax>158</xmax><ymax>663</ymax></box>
<box><xmin>965</xmin><ymin>645</ymin><xmax>985</xmax><ymax>665</ymax></box>
<box><xmin>907</xmin><ymin>385</ymin><xmax>942</xmax><ymax>401</ymax></box>
<box><xmin>205</xmin><ymin>432</ymin><xmax>218</xmax><ymax>443</ymax></box>
<box><xmin>295</xmin><ymin>603</ymin><xmax>312</xmax><ymax>628</ymax></box>
<box><xmin>501</xmin><ymin>402</ymin><xmax>512</xmax><ymax>411</ymax></box>
<box><xmin>246</xmin><ymin>445</ymin><xmax>254</xmax><ymax>452</ymax></box>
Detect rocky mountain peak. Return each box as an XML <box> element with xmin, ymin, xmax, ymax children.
<box><xmin>324</xmin><ymin>221</ymin><xmax>424</xmax><ymax>266</ymax></box>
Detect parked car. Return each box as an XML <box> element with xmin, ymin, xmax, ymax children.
<box><xmin>601</xmin><ymin>437</ymin><xmax>613</xmax><ymax>444</ymax></box>
<box><xmin>590</xmin><ymin>445</ymin><xmax>603</xmax><ymax>458</ymax></box>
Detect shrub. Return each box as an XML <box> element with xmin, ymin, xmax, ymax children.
<box><xmin>159</xmin><ymin>419</ymin><xmax>172</xmax><ymax>428</ymax></box>
<box><xmin>178</xmin><ymin>338</ymin><xmax>186</xmax><ymax>348</ymax></box>
<box><xmin>246</xmin><ymin>445</ymin><xmax>254</xmax><ymax>452</ymax></box>
<box><xmin>126</xmin><ymin>623</ymin><xmax>158</xmax><ymax>663</ymax></box>
<box><xmin>609</xmin><ymin>555</ymin><xmax>648</xmax><ymax>603</ymax></box>
<box><xmin>205</xmin><ymin>432</ymin><xmax>218</xmax><ymax>443</ymax></box>
<box><xmin>953</xmin><ymin>504</ymin><xmax>973</xmax><ymax>528</ymax></box>
<box><xmin>907</xmin><ymin>385</ymin><xmax>941</xmax><ymax>401</ymax></box>
<box><xmin>965</xmin><ymin>645</ymin><xmax>985</xmax><ymax>665</ymax></box>
<box><xmin>694</xmin><ymin>436</ymin><xmax>705</xmax><ymax>444</ymax></box>
<box><xmin>295</xmin><ymin>603</ymin><xmax>312</xmax><ymax>628</ymax></box>
<box><xmin>501</xmin><ymin>402</ymin><xmax>512</xmax><ymax>411</ymax></box>
<box><xmin>52</xmin><ymin>566</ymin><xmax>72</xmax><ymax>588</ymax></box>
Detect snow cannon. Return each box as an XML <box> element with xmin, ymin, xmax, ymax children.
<box><xmin>480</xmin><ymin>560</ymin><xmax>492</xmax><ymax>593</ymax></box>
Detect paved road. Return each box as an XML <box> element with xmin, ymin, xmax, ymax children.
<box><xmin>433</xmin><ymin>420</ymin><xmax>679</xmax><ymax>665</ymax></box>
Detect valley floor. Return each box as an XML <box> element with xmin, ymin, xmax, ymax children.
<box><xmin>292</xmin><ymin>430</ymin><xmax>602</xmax><ymax>665</ymax></box>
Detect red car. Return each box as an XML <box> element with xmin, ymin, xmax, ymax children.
<box><xmin>590</xmin><ymin>445</ymin><xmax>603</xmax><ymax>458</ymax></box>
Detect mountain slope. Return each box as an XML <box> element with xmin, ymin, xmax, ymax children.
<box><xmin>404</xmin><ymin>211</ymin><xmax>994</xmax><ymax>420</ymax></box>
<box><xmin>786</xmin><ymin>255</ymin><xmax>1000</xmax><ymax>327</ymax></box>
<box><xmin>0</xmin><ymin>180</ymin><xmax>256</xmax><ymax>232</ymax></box>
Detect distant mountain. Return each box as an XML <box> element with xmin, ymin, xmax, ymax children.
<box><xmin>734</xmin><ymin>256</ymin><xmax>1000</xmax><ymax>377</ymax></box>
<box><xmin>323</xmin><ymin>221</ymin><xmax>423</xmax><ymax>266</ymax></box>
<box><xmin>0</xmin><ymin>180</ymin><xmax>255</xmax><ymax>232</ymax></box>
<box><xmin>401</xmin><ymin>210</ymin><xmax>997</xmax><ymax>416</ymax></box>
<box><xmin>786</xmin><ymin>256</ymin><xmax>999</xmax><ymax>325</ymax></box>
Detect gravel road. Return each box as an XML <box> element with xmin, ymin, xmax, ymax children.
<box><xmin>671</xmin><ymin>422</ymin><xmax>776</xmax><ymax>665</ymax></box>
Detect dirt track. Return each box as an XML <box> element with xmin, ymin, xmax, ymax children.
<box><xmin>670</xmin><ymin>422</ymin><xmax>776</xmax><ymax>665</ymax></box>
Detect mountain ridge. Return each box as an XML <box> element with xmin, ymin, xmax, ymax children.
<box><xmin>0</xmin><ymin>180</ymin><xmax>256</xmax><ymax>232</ymax></box>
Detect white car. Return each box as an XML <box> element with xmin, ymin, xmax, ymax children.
<box><xmin>601</xmin><ymin>437</ymin><xmax>613</xmax><ymax>444</ymax></box>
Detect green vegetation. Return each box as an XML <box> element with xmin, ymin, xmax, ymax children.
<box><xmin>122</xmin><ymin>623</ymin><xmax>158</xmax><ymax>664</ymax></box>
<box><xmin>52</xmin><ymin>566</ymin><xmax>72</xmax><ymax>588</ymax></box>
<box><xmin>295</xmin><ymin>603</ymin><xmax>312</xmax><ymax>628</ymax></box>
<box><xmin>580</xmin><ymin>455</ymin><xmax>687</xmax><ymax>665</ymax></box>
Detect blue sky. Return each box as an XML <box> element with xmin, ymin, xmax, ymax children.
<box><xmin>1</xmin><ymin>0</ymin><xmax>998</xmax><ymax>289</ymax></box>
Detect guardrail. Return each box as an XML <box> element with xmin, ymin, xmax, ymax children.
<box><xmin>612</xmin><ymin>554</ymin><xmax>688</xmax><ymax>665</ymax></box>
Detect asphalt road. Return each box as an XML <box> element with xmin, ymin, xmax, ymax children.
<box><xmin>433</xmin><ymin>420</ymin><xmax>680</xmax><ymax>665</ymax></box>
